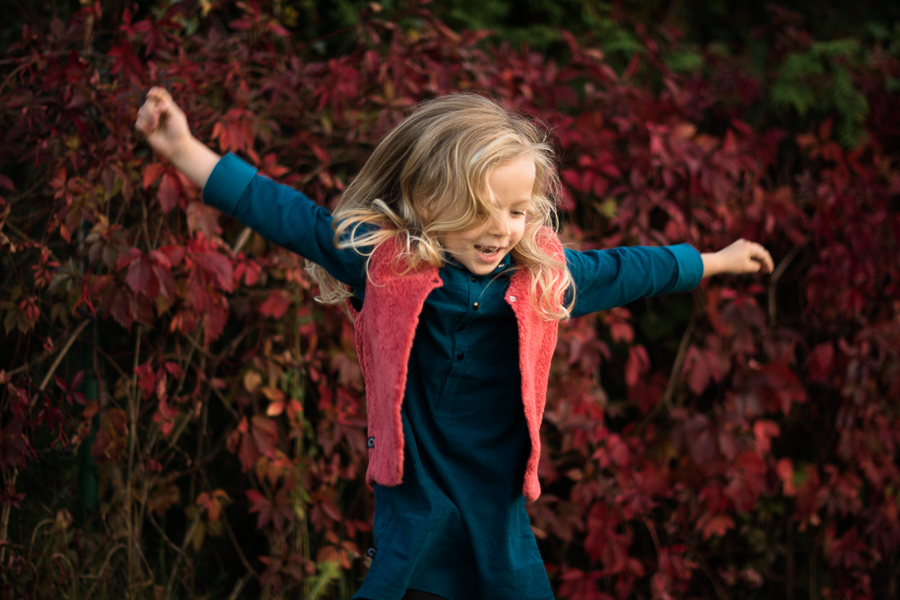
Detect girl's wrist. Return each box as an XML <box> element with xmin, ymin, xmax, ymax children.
<box><xmin>168</xmin><ymin>134</ymin><xmax>195</xmax><ymax>164</ymax></box>
<box><xmin>701</xmin><ymin>252</ymin><xmax>723</xmax><ymax>279</ymax></box>
<box><xmin>166</xmin><ymin>136</ymin><xmax>222</xmax><ymax>191</ymax></box>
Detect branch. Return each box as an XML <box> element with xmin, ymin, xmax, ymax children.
<box><xmin>222</xmin><ymin>511</ymin><xmax>260</xmax><ymax>580</ymax></box>
<box><xmin>636</xmin><ymin>308</ymin><xmax>695</xmax><ymax>432</ymax></box>
<box><xmin>29</xmin><ymin>319</ymin><xmax>91</xmax><ymax>409</ymax></box>
<box><xmin>164</xmin><ymin>510</ymin><xmax>202</xmax><ymax>599</ymax></box>
<box><xmin>231</xmin><ymin>227</ymin><xmax>253</xmax><ymax>255</ymax></box>
<box><xmin>768</xmin><ymin>236</ymin><xmax>810</xmax><ymax>325</ymax></box>
<box><xmin>82</xmin><ymin>544</ymin><xmax>126</xmax><ymax>600</ymax></box>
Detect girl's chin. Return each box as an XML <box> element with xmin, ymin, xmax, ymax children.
<box><xmin>464</xmin><ymin>250</ymin><xmax>506</xmax><ymax>272</ymax></box>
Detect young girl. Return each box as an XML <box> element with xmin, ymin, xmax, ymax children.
<box><xmin>135</xmin><ymin>88</ymin><xmax>773</xmax><ymax>600</ymax></box>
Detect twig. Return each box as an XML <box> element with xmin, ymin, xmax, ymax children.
<box><xmin>0</xmin><ymin>62</ymin><xmax>28</xmax><ymax>94</ymax></box>
<box><xmin>146</xmin><ymin>512</ymin><xmax>192</xmax><ymax>574</ymax></box>
<box><xmin>227</xmin><ymin>573</ymin><xmax>253</xmax><ymax>600</ymax></box>
<box><xmin>182</xmin><ymin>330</ymin><xmax>215</xmax><ymax>359</ymax></box>
<box><xmin>768</xmin><ymin>237</ymin><xmax>809</xmax><ymax>325</ymax></box>
<box><xmin>126</xmin><ymin>326</ymin><xmax>143</xmax><ymax>594</ymax></box>
<box><xmin>83</xmin><ymin>543</ymin><xmax>126</xmax><ymax>600</ymax></box>
<box><xmin>693</xmin><ymin>548</ymin><xmax>730</xmax><ymax>600</ymax></box>
<box><xmin>663</xmin><ymin>308</ymin><xmax>695</xmax><ymax>409</ymax></box>
<box><xmin>222</xmin><ymin>513</ymin><xmax>260</xmax><ymax>579</ymax></box>
<box><xmin>2</xmin><ymin>221</ymin><xmax>62</xmax><ymax>265</ymax></box>
<box><xmin>209</xmin><ymin>381</ymin><xmax>241</xmax><ymax>422</ymax></box>
<box><xmin>164</xmin><ymin>510</ymin><xmax>202</xmax><ymax>599</ymax></box>
<box><xmin>231</xmin><ymin>227</ymin><xmax>253</xmax><ymax>255</ymax></box>
<box><xmin>95</xmin><ymin>345</ymin><xmax>130</xmax><ymax>380</ymax></box>
<box><xmin>0</xmin><ymin>469</ymin><xmax>17</xmax><ymax>564</ymax></box>
<box><xmin>30</xmin><ymin>319</ymin><xmax>91</xmax><ymax>408</ymax></box>
<box><xmin>636</xmin><ymin>308</ymin><xmax>695</xmax><ymax>431</ymax></box>
<box><xmin>9</xmin><ymin>326</ymin><xmax>69</xmax><ymax>375</ymax></box>
<box><xmin>27</xmin><ymin>518</ymin><xmax>55</xmax><ymax>557</ymax></box>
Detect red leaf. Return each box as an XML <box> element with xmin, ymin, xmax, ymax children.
<box><xmin>776</xmin><ymin>458</ymin><xmax>797</xmax><ymax>496</ymax></box>
<box><xmin>725</xmin><ymin>452</ymin><xmax>767</xmax><ymax>512</ymax></box>
<box><xmin>806</xmin><ymin>342</ymin><xmax>834</xmax><ymax>384</ymax></box>
<box><xmin>697</xmin><ymin>513</ymin><xmax>735</xmax><ymax>540</ymax></box>
<box><xmin>195</xmin><ymin>249</ymin><xmax>234</xmax><ymax>292</ymax></box>
<box><xmin>126</xmin><ymin>254</ymin><xmax>155</xmax><ymax>295</ymax></box>
<box><xmin>142</xmin><ymin>163</ymin><xmax>166</xmax><ymax>190</ymax></box>
<box><xmin>267</xmin><ymin>21</ymin><xmax>290</xmax><ymax>37</ymax></box>
<box><xmin>54</xmin><ymin>374</ymin><xmax>70</xmax><ymax>392</ymax></box>
<box><xmin>157</xmin><ymin>172</ymin><xmax>182</xmax><ymax>213</ymax></box>
<box><xmin>258</xmin><ymin>290</ymin><xmax>290</xmax><ymax>319</ymax></box>
<box><xmin>203</xmin><ymin>301</ymin><xmax>229</xmax><ymax>346</ymax></box>
<box><xmin>186</xmin><ymin>202</ymin><xmax>222</xmax><ymax>237</ymax></box>
<box><xmin>251</xmin><ymin>416</ymin><xmax>278</xmax><ymax>459</ymax></box>
<box><xmin>246</xmin><ymin>489</ymin><xmax>274</xmax><ymax>529</ymax></box>
<box><xmin>683</xmin><ymin>345</ymin><xmax>711</xmax><ymax>395</ymax></box>
<box><xmin>237</xmin><ymin>417</ymin><xmax>259</xmax><ymax>471</ymax></box>
<box><xmin>158</xmin><ymin>244</ymin><xmax>186</xmax><ymax>266</ymax></box>
<box><xmin>624</xmin><ymin>345</ymin><xmax>649</xmax><ymax>388</ymax></box>
<box><xmin>753</xmin><ymin>420</ymin><xmax>780</xmax><ymax>456</ymax></box>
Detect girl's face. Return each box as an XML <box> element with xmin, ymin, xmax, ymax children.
<box><xmin>442</xmin><ymin>153</ymin><xmax>535</xmax><ymax>275</ymax></box>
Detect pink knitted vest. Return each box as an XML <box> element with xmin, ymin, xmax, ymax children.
<box><xmin>349</xmin><ymin>228</ymin><xmax>564</xmax><ymax>501</ymax></box>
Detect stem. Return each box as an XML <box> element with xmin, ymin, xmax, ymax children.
<box><xmin>787</xmin><ymin>520</ymin><xmax>795</xmax><ymax>600</ymax></box>
<box><xmin>768</xmin><ymin>236</ymin><xmax>809</xmax><ymax>325</ymax></box>
<box><xmin>0</xmin><ymin>469</ymin><xmax>17</xmax><ymax>564</ymax></box>
<box><xmin>164</xmin><ymin>510</ymin><xmax>202</xmax><ymax>599</ymax></box>
<box><xmin>83</xmin><ymin>543</ymin><xmax>126</xmax><ymax>600</ymax></box>
<box><xmin>30</xmin><ymin>319</ymin><xmax>90</xmax><ymax>407</ymax></box>
<box><xmin>222</xmin><ymin>514</ymin><xmax>260</xmax><ymax>579</ymax></box>
<box><xmin>636</xmin><ymin>307</ymin><xmax>695</xmax><ymax>432</ymax></box>
<box><xmin>126</xmin><ymin>326</ymin><xmax>142</xmax><ymax>598</ymax></box>
<box><xmin>227</xmin><ymin>573</ymin><xmax>253</xmax><ymax>600</ymax></box>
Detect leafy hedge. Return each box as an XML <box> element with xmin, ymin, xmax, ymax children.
<box><xmin>1</xmin><ymin>2</ymin><xmax>898</xmax><ymax>599</ymax></box>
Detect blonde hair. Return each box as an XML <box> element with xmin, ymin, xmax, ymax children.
<box><xmin>308</xmin><ymin>93</ymin><xmax>574</xmax><ymax>320</ymax></box>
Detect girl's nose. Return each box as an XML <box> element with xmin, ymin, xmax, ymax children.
<box><xmin>489</xmin><ymin>214</ymin><xmax>512</xmax><ymax>237</ymax></box>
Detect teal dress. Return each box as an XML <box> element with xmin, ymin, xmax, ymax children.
<box><xmin>203</xmin><ymin>154</ymin><xmax>704</xmax><ymax>600</ymax></box>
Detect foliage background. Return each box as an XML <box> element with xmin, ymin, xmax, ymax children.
<box><xmin>1</xmin><ymin>1</ymin><xmax>899</xmax><ymax>598</ymax></box>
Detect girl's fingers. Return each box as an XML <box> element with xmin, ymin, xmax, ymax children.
<box><xmin>135</xmin><ymin>88</ymin><xmax>174</xmax><ymax>136</ymax></box>
<box><xmin>749</xmin><ymin>244</ymin><xmax>773</xmax><ymax>274</ymax></box>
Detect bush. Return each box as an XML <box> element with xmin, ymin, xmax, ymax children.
<box><xmin>1</xmin><ymin>1</ymin><xmax>898</xmax><ymax>598</ymax></box>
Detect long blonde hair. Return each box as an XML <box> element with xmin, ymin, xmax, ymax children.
<box><xmin>309</xmin><ymin>93</ymin><xmax>574</xmax><ymax>320</ymax></box>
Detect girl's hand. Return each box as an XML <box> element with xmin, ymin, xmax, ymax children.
<box><xmin>135</xmin><ymin>87</ymin><xmax>192</xmax><ymax>162</ymax></box>
<box><xmin>702</xmin><ymin>239</ymin><xmax>774</xmax><ymax>278</ymax></box>
<box><xmin>134</xmin><ymin>87</ymin><xmax>221</xmax><ymax>190</ymax></box>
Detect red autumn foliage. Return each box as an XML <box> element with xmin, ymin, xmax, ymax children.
<box><xmin>1</xmin><ymin>1</ymin><xmax>899</xmax><ymax>598</ymax></box>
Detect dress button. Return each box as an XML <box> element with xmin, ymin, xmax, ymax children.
<box><xmin>472</xmin><ymin>301</ymin><xmax>480</xmax><ymax>310</ymax></box>
<box><xmin>457</xmin><ymin>324</ymin><xmax>466</xmax><ymax>332</ymax></box>
<box><xmin>367</xmin><ymin>437</ymin><xmax>375</xmax><ymax>448</ymax></box>
<box><xmin>367</xmin><ymin>548</ymin><xmax>377</xmax><ymax>559</ymax></box>
<box><xmin>471</xmin><ymin>276</ymin><xmax>477</xmax><ymax>282</ymax></box>
<box><xmin>456</xmin><ymin>352</ymin><xmax>464</xmax><ymax>360</ymax></box>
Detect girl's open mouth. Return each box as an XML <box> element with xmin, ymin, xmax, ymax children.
<box><xmin>475</xmin><ymin>245</ymin><xmax>502</xmax><ymax>257</ymax></box>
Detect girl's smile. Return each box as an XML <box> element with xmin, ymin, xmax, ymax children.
<box><xmin>442</xmin><ymin>153</ymin><xmax>535</xmax><ymax>275</ymax></box>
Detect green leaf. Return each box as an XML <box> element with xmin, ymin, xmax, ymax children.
<box><xmin>665</xmin><ymin>50</ymin><xmax>704</xmax><ymax>74</ymax></box>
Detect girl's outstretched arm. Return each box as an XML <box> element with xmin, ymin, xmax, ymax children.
<box><xmin>134</xmin><ymin>87</ymin><xmax>220</xmax><ymax>190</ymax></box>
<box><xmin>700</xmin><ymin>239</ymin><xmax>774</xmax><ymax>279</ymax></box>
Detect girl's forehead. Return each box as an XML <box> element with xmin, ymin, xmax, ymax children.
<box><xmin>487</xmin><ymin>154</ymin><xmax>536</xmax><ymax>201</ymax></box>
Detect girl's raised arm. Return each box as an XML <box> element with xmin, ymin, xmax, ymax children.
<box><xmin>566</xmin><ymin>238</ymin><xmax>773</xmax><ymax>318</ymax></box>
<box><xmin>134</xmin><ymin>87</ymin><xmax>220</xmax><ymax>190</ymax></box>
